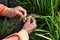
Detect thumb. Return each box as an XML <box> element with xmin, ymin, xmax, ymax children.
<box><xmin>26</xmin><ymin>16</ymin><xmax>31</xmax><ymax>23</ymax></box>
<box><xmin>16</xmin><ymin>11</ymin><xmax>23</xmax><ymax>17</ymax></box>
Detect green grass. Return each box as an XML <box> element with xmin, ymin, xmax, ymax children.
<box><xmin>0</xmin><ymin>0</ymin><xmax>60</xmax><ymax>40</ymax></box>
<box><xmin>16</xmin><ymin>0</ymin><xmax>60</xmax><ymax>40</ymax></box>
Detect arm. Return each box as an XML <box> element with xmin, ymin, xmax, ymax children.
<box><xmin>3</xmin><ymin>29</ymin><xmax>29</xmax><ymax>40</ymax></box>
<box><xmin>0</xmin><ymin>4</ymin><xmax>27</xmax><ymax>18</ymax></box>
<box><xmin>0</xmin><ymin>4</ymin><xmax>8</xmax><ymax>16</ymax></box>
<box><xmin>3</xmin><ymin>17</ymin><xmax>37</xmax><ymax>40</ymax></box>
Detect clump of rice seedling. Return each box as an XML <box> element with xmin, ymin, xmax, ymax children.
<box><xmin>0</xmin><ymin>0</ymin><xmax>60</xmax><ymax>40</ymax></box>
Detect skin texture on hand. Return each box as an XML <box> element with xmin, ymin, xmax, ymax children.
<box><xmin>4</xmin><ymin>5</ymin><xmax>37</xmax><ymax>34</ymax></box>
<box><xmin>3</xmin><ymin>29</ymin><xmax>29</xmax><ymax>40</ymax></box>
<box><xmin>4</xmin><ymin>6</ymin><xmax>27</xmax><ymax>18</ymax></box>
<box><xmin>18</xmin><ymin>29</ymin><xmax>29</xmax><ymax>40</ymax></box>
<box><xmin>22</xmin><ymin>17</ymin><xmax>37</xmax><ymax>34</ymax></box>
<box><xmin>0</xmin><ymin>4</ymin><xmax>37</xmax><ymax>40</ymax></box>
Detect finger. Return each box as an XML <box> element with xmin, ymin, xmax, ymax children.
<box><xmin>23</xmin><ymin>18</ymin><xmax>27</xmax><ymax>22</ymax></box>
<box><xmin>26</xmin><ymin>16</ymin><xmax>31</xmax><ymax>23</ymax></box>
<box><xmin>16</xmin><ymin>11</ymin><xmax>23</xmax><ymax>17</ymax></box>
<box><xmin>31</xmin><ymin>18</ymin><xmax>37</xmax><ymax>27</ymax></box>
<box><xmin>31</xmin><ymin>18</ymin><xmax>36</xmax><ymax>24</ymax></box>
<box><xmin>19</xmin><ymin>6</ymin><xmax>27</xmax><ymax>17</ymax></box>
<box><xmin>23</xmin><ymin>16</ymin><xmax>31</xmax><ymax>23</ymax></box>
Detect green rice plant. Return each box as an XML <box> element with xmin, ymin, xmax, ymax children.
<box><xmin>0</xmin><ymin>0</ymin><xmax>59</xmax><ymax>40</ymax></box>
<box><xmin>0</xmin><ymin>18</ymin><xmax>15</xmax><ymax>37</ymax></box>
<box><xmin>16</xmin><ymin>0</ymin><xmax>59</xmax><ymax>15</ymax></box>
<box><xmin>15</xmin><ymin>0</ymin><xmax>60</xmax><ymax>40</ymax></box>
<box><xmin>31</xmin><ymin>0</ymin><xmax>60</xmax><ymax>40</ymax></box>
<box><xmin>30</xmin><ymin>11</ymin><xmax>60</xmax><ymax>40</ymax></box>
<box><xmin>0</xmin><ymin>18</ymin><xmax>11</xmax><ymax>37</ymax></box>
<box><xmin>0</xmin><ymin>17</ymin><xmax>22</xmax><ymax>38</ymax></box>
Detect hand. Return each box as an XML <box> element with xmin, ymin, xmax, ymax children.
<box><xmin>22</xmin><ymin>17</ymin><xmax>37</xmax><ymax>34</ymax></box>
<box><xmin>5</xmin><ymin>6</ymin><xmax>27</xmax><ymax>18</ymax></box>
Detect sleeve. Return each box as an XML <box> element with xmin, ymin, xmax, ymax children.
<box><xmin>0</xmin><ymin>4</ymin><xmax>8</xmax><ymax>16</ymax></box>
<box><xmin>3</xmin><ymin>29</ymin><xmax>29</xmax><ymax>40</ymax></box>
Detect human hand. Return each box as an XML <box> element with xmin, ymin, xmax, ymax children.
<box><xmin>4</xmin><ymin>6</ymin><xmax>27</xmax><ymax>18</ymax></box>
<box><xmin>22</xmin><ymin>17</ymin><xmax>37</xmax><ymax>34</ymax></box>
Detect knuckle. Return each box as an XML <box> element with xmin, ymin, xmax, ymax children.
<box><xmin>24</xmin><ymin>9</ymin><xmax>27</xmax><ymax>11</ymax></box>
<box><xmin>17</xmin><ymin>6</ymin><xmax>22</xmax><ymax>8</ymax></box>
<box><xmin>34</xmin><ymin>24</ymin><xmax>37</xmax><ymax>27</ymax></box>
<box><xmin>18</xmin><ymin>6</ymin><xmax>21</xmax><ymax>7</ymax></box>
<box><xmin>24</xmin><ymin>9</ymin><xmax>27</xmax><ymax>12</ymax></box>
<box><xmin>35</xmin><ymin>24</ymin><xmax>37</xmax><ymax>27</ymax></box>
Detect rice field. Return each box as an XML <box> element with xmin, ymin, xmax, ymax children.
<box><xmin>0</xmin><ymin>0</ymin><xmax>60</xmax><ymax>40</ymax></box>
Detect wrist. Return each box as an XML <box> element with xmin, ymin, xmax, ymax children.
<box><xmin>18</xmin><ymin>29</ymin><xmax>29</xmax><ymax>40</ymax></box>
<box><xmin>18</xmin><ymin>29</ymin><xmax>29</xmax><ymax>34</ymax></box>
<box><xmin>22</xmin><ymin>28</ymin><xmax>31</xmax><ymax>34</ymax></box>
<box><xmin>4</xmin><ymin>8</ymin><xmax>11</xmax><ymax>16</ymax></box>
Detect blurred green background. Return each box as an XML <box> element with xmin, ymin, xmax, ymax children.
<box><xmin>0</xmin><ymin>0</ymin><xmax>60</xmax><ymax>40</ymax></box>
